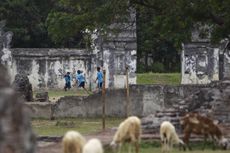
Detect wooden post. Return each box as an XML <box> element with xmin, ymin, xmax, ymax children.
<box><xmin>102</xmin><ymin>69</ymin><xmax>106</xmax><ymax>130</ymax></box>
<box><xmin>126</xmin><ymin>66</ymin><xmax>130</xmax><ymax>117</ymax></box>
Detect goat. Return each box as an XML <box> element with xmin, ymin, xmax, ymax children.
<box><xmin>160</xmin><ymin>121</ymin><xmax>185</xmax><ymax>153</ymax></box>
<box><xmin>110</xmin><ymin>116</ymin><xmax>141</xmax><ymax>153</ymax></box>
<box><xmin>83</xmin><ymin>138</ymin><xmax>103</xmax><ymax>153</ymax></box>
<box><xmin>180</xmin><ymin>112</ymin><xmax>228</xmax><ymax>150</ymax></box>
<box><xmin>62</xmin><ymin>130</ymin><xmax>86</xmax><ymax>153</ymax></box>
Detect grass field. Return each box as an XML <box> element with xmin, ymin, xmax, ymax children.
<box><xmin>137</xmin><ymin>73</ymin><xmax>181</xmax><ymax>85</ymax></box>
<box><xmin>32</xmin><ymin>117</ymin><xmax>123</xmax><ymax>136</ymax></box>
<box><xmin>32</xmin><ymin>118</ymin><xmax>230</xmax><ymax>153</ymax></box>
<box><xmin>104</xmin><ymin>141</ymin><xmax>230</xmax><ymax>153</ymax></box>
<box><xmin>34</xmin><ymin>89</ymin><xmax>90</xmax><ymax>102</ymax></box>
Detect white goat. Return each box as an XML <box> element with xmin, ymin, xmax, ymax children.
<box><xmin>110</xmin><ymin>116</ymin><xmax>141</xmax><ymax>153</ymax></box>
<box><xmin>83</xmin><ymin>138</ymin><xmax>103</xmax><ymax>153</ymax></box>
<box><xmin>160</xmin><ymin>121</ymin><xmax>185</xmax><ymax>153</ymax></box>
<box><xmin>62</xmin><ymin>130</ymin><xmax>86</xmax><ymax>153</ymax></box>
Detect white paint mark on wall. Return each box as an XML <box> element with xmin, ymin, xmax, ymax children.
<box><xmin>28</xmin><ymin>60</ymin><xmax>40</xmax><ymax>89</ymax></box>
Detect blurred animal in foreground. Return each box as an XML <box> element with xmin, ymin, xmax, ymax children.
<box><xmin>83</xmin><ymin>138</ymin><xmax>103</xmax><ymax>153</ymax></box>
<box><xmin>160</xmin><ymin>121</ymin><xmax>185</xmax><ymax>153</ymax></box>
<box><xmin>62</xmin><ymin>130</ymin><xmax>86</xmax><ymax>153</ymax></box>
<box><xmin>110</xmin><ymin>116</ymin><xmax>141</xmax><ymax>153</ymax></box>
<box><xmin>180</xmin><ymin>112</ymin><xmax>229</xmax><ymax>150</ymax></box>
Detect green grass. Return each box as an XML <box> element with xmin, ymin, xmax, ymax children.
<box><xmin>34</xmin><ymin>89</ymin><xmax>91</xmax><ymax>102</ymax></box>
<box><xmin>105</xmin><ymin>141</ymin><xmax>230</xmax><ymax>153</ymax></box>
<box><xmin>48</xmin><ymin>89</ymin><xmax>88</xmax><ymax>98</ymax></box>
<box><xmin>137</xmin><ymin>73</ymin><xmax>181</xmax><ymax>85</ymax></box>
<box><xmin>32</xmin><ymin>117</ymin><xmax>124</xmax><ymax>136</ymax></box>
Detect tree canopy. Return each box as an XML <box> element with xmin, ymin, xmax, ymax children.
<box><xmin>1</xmin><ymin>0</ymin><xmax>229</xmax><ymax>47</ymax></box>
<box><xmin>1</xmin><ymin>0</ymin><xmax>230</xmax><ymax>72</ymax></box>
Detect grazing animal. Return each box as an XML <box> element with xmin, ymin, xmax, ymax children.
<box><xmin>83</xmin><ymin>138</ymin><xmax>103</xmax><ymax>153</ymax></box>
<box><xmin>62</xmin><ymin>130</ymin><xmax>86</xmax><ymax>153</ymax></box>
<box><xmin>180</xmin><ymin>112</ymin><xmax>228</xmax><ymax>150</ymax></box>
<box><xmin>110</xmin><ymin>116</ymin><xmax>141</xmax><ymax>153</ymax></box>
<box><xmin>160</xmin><ymin>121</ymin><xmax>185</xmax><ymax>153</ymax></box>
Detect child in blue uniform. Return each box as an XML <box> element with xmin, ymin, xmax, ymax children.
<box><xmin>76</xmin><ymin>70</ymin><xmax>90</xmax><ymax>94</ymax></box>
<box><xmin>95</xmin><ymin>67</ymin><xmax>103</xmax><ymax>91</ymax></box>
<box><xmin>64</xmin><ymin>72</ymin><xmax>71</xmax><ymax>91</ymax></box>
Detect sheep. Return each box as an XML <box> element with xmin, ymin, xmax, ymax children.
<box><xmin>110</xmin><ymin>116</ymin><xmax>141</xmax><ymax>153</ymax></box>
<box><xmin>62</xmin><ymin>130</ymin><xmax>86</xmax><ymax>153</ymax></box>
<box><xmin>180</xmin><ymin>112</ymin><xmax>228</xmax><ymax>150</ymax></box>
<box><xmin>160</xmin><ymin>121</ymin><xmax>185</xmax><ymax>153</ymax></box>
<box><xmin>83</xmin><ymin>138</ymin><xmax>103</xmax><ymax>153</ymax></box>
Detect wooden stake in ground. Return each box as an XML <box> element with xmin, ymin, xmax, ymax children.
<box><xmin>102</xmin><ymin>69</ymin><xmax>106</xmax><ymax>130</ymax></box>
<box><xmin>126</xmin><ymin>66</ymin><xmax>131</xmax><ymax>117</ymax></box>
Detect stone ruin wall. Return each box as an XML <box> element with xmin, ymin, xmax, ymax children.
<box><xmin>10</xmin><ymin>48</ymin><xmax>96</xmax><ymax>90</ymax></box>
<box><xmin>27</xmin><ymin>82</ymin><xmax>230</xmax><ymax>123</ymax></box>
<box><xmin>0</xmin><ymin>16</ymin><xmax>137</xmax><ymax>90</ymax></box>
<box><xmin>26</xmin><ymin>82</ymin><xmax>230</xmax><ymax>137</ymax></box>
<box><xmin>91</xmin><ymin>11</ymin><xmax>137</xmax><ymax>88</ymax></box>
<box><xmin>181</xmin><ymin>41</ymin><xmax>230</xmax><ymax>84</ymax></box>
<box><xmin>0</xmin><ymin>64</ymin><xmax>36</xmax><ymax>153</ymax></box>
<box><xmin>181</xmin><ymin>42</ymin><xmax>219</xmax><ymax>84</ymax></box>
<box><xmin>222</xmin><ymin>41</ymin><xmax>230</xmax><ymax>79</ymax></box>
<box><xmin>181</xmin><ymin>23</ymin><xmax>230</xmax><ymax>84</ymax></box>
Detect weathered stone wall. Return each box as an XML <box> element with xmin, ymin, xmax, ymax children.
<box><xmin>223</xmin><ymin>42</ymin><xmax>230</xmax><ymax>79</ymax></box>
<box><xmin>27</xmin><ymin>83</ymin><xmax>230</xmax><ymax>126</ymax></box>
<box><xmin>1</xmin><ymin>19</ymin><xmax>137</xmax><ymax>90</ymax></box>
<box><xmin>9</xmin><ymin>46</ymin><xmax>137</xmax><ymax>90</ymax></box>
<box><xmin>0</xmin><ymin>64</ymin><xmax>36</xmax><ymax>153</ymax></box>
<box><xmin>52</xmin><ymin>88</ymin><xmax>143</xmax><ymax>117</ymax></box>
<box><xmin>181</xmin><ymin>42</ymin><xmax>219</xmax><ymax>84</ymax></box>
<box><xmin>92</xmin><ymin>11</ymin><xmax>137</xmax><ymax>88</ymax></box>
<box><xmin>11</xmin><ymin>48</ymin><xmax>96</xmax><ymax>90</ymax></box>
<box><xmin>27</xmin><ymin>84</ymin><xmax>208</xmax><ymax>118</ymax></box>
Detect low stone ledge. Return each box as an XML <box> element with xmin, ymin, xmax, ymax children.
<box><xmin>24</xmin><ymin>102</ymin><xmax>52</xmax><ymax>119</ymax></box>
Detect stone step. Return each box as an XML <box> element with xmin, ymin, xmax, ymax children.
<box><xmin>156</xmin><ymin>109</ymin><xmax>179</xmax><ymax>113</ymax></box>
<box><xmin>155</xmin><ymin>113</ymin><xmax>178</xmax><ymax>117</ymax></box>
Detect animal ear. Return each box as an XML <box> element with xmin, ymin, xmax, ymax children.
<box><xmin>213</xmin><ymin>120</ymin><xmax>219</xmax><ymax>125</ymax></box>
<box><xmin>179</xmin><ymin>120</ymin><xmax>184</xmax><ymax>125</ymax></box>
<box><xmin>189</xmin><ymin>117</ymin><xmax>199</xmax><ymax>124</ymax></box>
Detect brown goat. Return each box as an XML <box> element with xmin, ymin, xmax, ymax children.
<box><xmin>180</xmin><ymin>113</ymin><xmax>227</xmax><ymax>150</ymax></box>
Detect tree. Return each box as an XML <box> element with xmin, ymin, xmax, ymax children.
<box><xmin>1</xmin><ymin>0</ymin><xmax>230</xmax><ymax>71</ymax></box>
<box><xmin>0</xmin><ymin>0</ymin><xmax>56</xmax><ymax>47</ymax></box>
<box><xmin>46</xmin><ymin>0</ymin><xmax>132</xmax><ymax>45</ymax></box>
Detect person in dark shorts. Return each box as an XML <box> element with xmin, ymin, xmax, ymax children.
<box><xmin>76</xmin><ymin>70</ymin><xmax>90</xmax><ymax>94</ymax></box>
<box><xmin>64</xmin><ymin>72</ymin><xmax>71</xmax><ymax>91</ymax></box>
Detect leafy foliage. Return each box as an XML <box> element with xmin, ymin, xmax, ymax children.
<box><xmin>1</xmin><ymin>0</ymin><xmax>230</xmax><ymax>71</ymax></box>
<box><xmin>0</xmin><ymin>0</ymin><xmax>55</xmax><ymax>47</ymax></box>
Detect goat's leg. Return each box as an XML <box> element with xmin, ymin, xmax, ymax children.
<box><xmin>211</xmin><ymin>135</ymin><xmax>216</xmax><ymax>150</ymax></box>
<box><xmin>202</xmin><ymin>135</ymin><xmax>207</xmax><ymax>150</ymax></box>
<box><xmin>118</xmin><ymin>143</ymin><xmax>122</xmax><ymax>153</ymax></box>
<box><xmin>134</xmin><ymin>141</ymin><xmax>139</xmax><ymax>153</ymax></box>
<box><xmin>168</xmin><ymin>140</ymin><xmax>172</xmax><ymax>153</ymax></box>
<box><xmin>161</xmin><ymin>143</ymin><xmax>166</xmax><ymax>153</ymax></box>
<box><xmin>183</xmin><ymin>132</ymin><xmax>192</xmax><ymax>151</ymax></box>
<box><xmin>128</xmin><ymin>144</ymin><xmax>131</xmax><ymax>153</ymax></box>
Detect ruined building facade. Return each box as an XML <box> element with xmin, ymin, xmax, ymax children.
<box><xmin>181</xmin><ymin>24</ymin><xmax>230</xmax><ymax>84</ymax></box>
<box><xmin>0</xmin><ymin>12</ymin><xmax>136</xmax><ymax>90</ymax></box>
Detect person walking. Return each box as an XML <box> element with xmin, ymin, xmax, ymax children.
<box><xmin>64</xmin><ymin>72</ymin><xmax>71</xmax><ymax>91</ymax></box>
<box><xmin>95</xmin><ymin>67</ymin><xmax>103</xmax><ymax>91</ymax></box>
<box><xmin>76</xmin><ymin>70</ymin><xmax>90</xmax><ymax>94</ymax></box>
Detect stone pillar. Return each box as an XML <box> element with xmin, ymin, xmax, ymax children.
<box><xmin>0</xmin><ymin>20</ymin><xmax>14</xmax><ymax>81</ymax></box>
<box><xmin>92</xmin><ymin>10</ymin><xmax>137</xmax><ymax>88</ymax></box>
<box><xmin>0</xmin><ymin>64</ymin><xmax>36</xmax><ymax>153</ymax></box>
